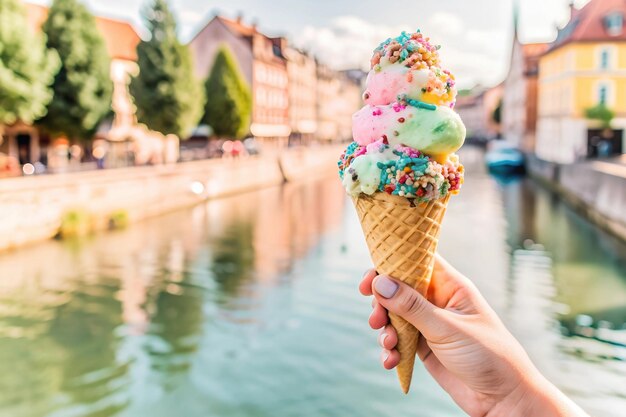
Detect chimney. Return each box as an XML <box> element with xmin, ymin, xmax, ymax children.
<box><xmin>236</xmin><ymin>12</ymin><xmax>243</xmax><ymax>24</ymax></box>
<box><xmin>251</xmin><ymin>18</ymin><xmax>258</xmax><ymax>30</ymax></box>
<box><xmin>569</xmin><ymin>1</ymin><xmax>577</xmax><ymax>19</ymax></box>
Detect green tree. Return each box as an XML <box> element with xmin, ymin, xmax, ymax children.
<box><xmin>203</xmin><ymin>47</ymin><xmax>252</xmax><ymax>139</ymax></box>
<box><xmin>38</xmin><ymin>0</ymin><xmax>112</xmax><ymax>142</ymax></box>
<box><xmin>492</xmin><ymin>99</ymin><xmax>502</xmax><ymax>125</ymax></box>
<box><xmin>585</xmin><ymin>104</ymin><xmax>614</xmax><ymax>129</ymax></box>
<box><xmin>130</xmin><ymin>0</ymin><xmax>203</xmax><ymax>138</ymax></box>
<box><xmin>0</xmin><ymin>0</ymin><xmax>59</xmax><ymax>134</ymax></box>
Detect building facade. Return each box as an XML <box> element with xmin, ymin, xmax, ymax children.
<box><xmin>536</xmin><ymin>0</ymin><xmax>626</xmax><ymax>163</ymax></box>
<box><xmin>337</xmin><ymin>70</ymin><xmax>363</xmax><ymax>142</ymax></box>
<box><xmin>315</xmin><ymin>64</ymin><xmax>361</xmax><ymax>142</ymax></box>
<box><xmin>189</xmin><ymin>16</ymin><xmax>291</xmax><ymax>146</ymax></box>
<box><xmin>455</xmin><ymin>84</ymin><xmax>503</xmax><ymax>142</ymax></box>
<box><xmin>502</xmin><ymin>4</ymin><xmax>548</xmax><ymax>152</ymax></box>
<box><xmin>0</xmin><ymin>3</ymin><xmax>141</xmax><ymax>169</ymax></box>
<box><xmin>285</xmin><ymin>47</ymin><xmax>317</xmax><ymax>145</ymax></box>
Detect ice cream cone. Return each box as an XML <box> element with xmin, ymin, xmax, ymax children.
<box><xmin>352</xmin><ymin>192</ymin><xmax>450</xmax><ymax>394</ymax></box>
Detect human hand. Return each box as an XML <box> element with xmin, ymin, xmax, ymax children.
<box><xmin>359</xmin><ymin>254</ymin><xmax>589</xmax><ymax>417</ymax></box>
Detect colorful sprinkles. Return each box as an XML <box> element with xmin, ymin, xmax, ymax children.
<box><xmin>338</xmin><ymin>142</ymin><xmax>464</xmax><ymax>203</ymax></box>
<box><xmin>371</xmin><ymin>30</ymin><xmax>457</xmax><ymax>108</ymax></box>
<box><xmin>398</xmin><ymin>94</ymin><xmax>437</xmax><ymax>111</ymax></box>
<box><xmin>372</xmin><ymin>31</ymin><xmax>441</xmax><ymax>70</ymax></box>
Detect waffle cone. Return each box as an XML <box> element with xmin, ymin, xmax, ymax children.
<box><xmin>352</xmin><ymin>192</ymin><xmax>450</xmax><ymax>394</ymax></box>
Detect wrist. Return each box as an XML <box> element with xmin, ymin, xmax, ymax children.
<box><xmin>489</xmin><ymin>368</ymin><xmax>589</xmax><ymax>417</ymax></box>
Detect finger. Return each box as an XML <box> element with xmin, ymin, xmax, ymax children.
<box><xmin>368</xmin><ymin>302</ymin><xmax>389</xmax><ymax>329</ymax></box>
<box><xmin>432</xmin><ymin>254</ymin><xmax>472</xmax><ymax>288</ymax></box>
<box><xmin>359</xmin><ymin>269</ymin><xmax>377</xmax><ymax>296</ymax></box>
<box><xmin>381</xmin><ymin>349</ymin><xmax>400</xmax><ymax>370</ymax></box>
<box><xmin>379</xmin><ymin>325</ymin><xmax>398</xmax><ymax>350</ymax></box>
<box><xmin>432</xmin><ymin>255</ymin><xmax>488</xmax><ymax>313</ymax></box>
<box><xmin>372</xmin><ymin>275</ymin><xmax>451</xmax><ymax>341</ymax></box>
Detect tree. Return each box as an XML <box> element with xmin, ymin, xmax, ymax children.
<box><xmin>0</xmin><ymin>0</ymin><xmax>59</xmax><ymax>134</ymax></box>
<box><xmin>585</xmin><ymin>104</ymin><xmax>614</xmax><ymax>129</ymax></box>
<box><xmin>38</xmin><ymin>0</ymin><xmax>112</xmax><ymax>142</ymax></box>
<box><xmin>492</xmin><ymin>99</ymin><xmax>502</xmax><ymax>125</ymax></box>
<box><xmin>203</xmin><ymin>47</ymin><xmax>252</xmax><ymax>139</ymax></box>
<box><xmin>130</xmin><ymin>0</ymin><xmax>203</xmax><ymax>138</ymax></box>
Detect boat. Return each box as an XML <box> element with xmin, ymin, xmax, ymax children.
<box><xmin>485</xmin><ymin>144</ymin><xmax>526</xmax><ymax>175</ymax></box>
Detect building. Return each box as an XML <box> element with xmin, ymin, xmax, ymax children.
<box><xmin>189</xmin><ymin>16</ymin><xmax>291</xmax><ymax>146</ymax></box>
<box><xmin>502</xmin><ymin>3</ymin><xmax>549</xmax><ymax>153</ymax></box>
<box><xmin>536</xmin><ymin>0</ymin><xmax>626</xmax><ymax>163</ymax></box>
<box><xmin>455</xmin><ymin>84</ymin><xmax>503</xmax><ymax>143</ymax></box>
<box><xmin>315</xmin><ymin>64</ymin><xmax>361</xmax><ymax>142</ymax></box>
<box><xmin>0</xmin><ymin>3</ymin><xmax>141</xmax><ymax>169</ymax></box>
<box><xmin>284</xmin><ymin>47</ymin><xmax>317</xmax><ymax>145</ymax></box>
<box><xmin>336</xmin><ymin>72</ymin><xmax>362</xmax><ymax>142</ymax></box>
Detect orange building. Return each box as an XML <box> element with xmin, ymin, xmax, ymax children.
<box><xmin>284</xmin><ymin>47</ymin><xmax>318</xmax><ymax>145</ymax></box>
<box><xmin>189</xmin><ymin>16</ymin><xmax>291</xmax><ymax>147</ymax></box>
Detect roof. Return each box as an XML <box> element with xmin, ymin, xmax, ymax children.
<box><xmin>549</xmin><ymin>0</ymin><xmax>626</xmax><ymax>52</ymax></box>
<box><xmin>212</xmin><ymin>15</ymin><xmax>287</xmax><ymax>62</ymax></box>
<box><xmin>25</xmin><ymin>3</ymin><xmax>140</xmax><ymax>61</ymax></box>
<box><xmin>219</xmin><ymin>16</ymin><xmax>257</xmax><ymax>37</ymax></box>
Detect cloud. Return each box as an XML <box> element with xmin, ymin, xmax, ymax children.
<box><xmin>292</xmin><ymin>14</ymin><xmax>507</xmax><ymax>88</ymax></box>
<box><xmin>179</xmin><ymin>10</ymin><xmax>204</xmax><ymax>25</ymax></box>
<box><xmin>293</xmin><ymin>16</ymin><xmax>411</xmax><ymax>71</ymax></box>
<box><xmin>428</xmin><ymin>12</ymin><xmax>464</xmax><ymax>36</ymax></box>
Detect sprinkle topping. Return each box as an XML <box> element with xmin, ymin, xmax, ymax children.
<box><xmin>338</xmin><ymin>142</ymin><xmax>464</xmax><ymax>202</ymax></box>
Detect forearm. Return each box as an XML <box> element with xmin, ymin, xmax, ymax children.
<box><xmin>490</xmin><ymin>370</ymin><xmax>590</xmax><ymax>417</ymax></box>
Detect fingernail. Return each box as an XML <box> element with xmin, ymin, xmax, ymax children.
<box><xmin>379</xmin><ymin>332</ymin><xmax>388</xmax><ymax>348</ymax></box>
<box><xmin>375</xmin><ymin>276</ymin><xmax>399</xmax><ymax>299</ymax></box>
<box><xmin>381</xmin><ymin>349</ymin><xmax>390</xmax><ymax>363</ymax></box>
<box><xmin>362</xmin><ymin>269</ymin><xmax>371</xmax><ymax>279</ymax></box>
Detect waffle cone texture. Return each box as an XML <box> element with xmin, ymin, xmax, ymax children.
<box><xmin>352</xmin><ymin>192</ymin><xmax>450</xmax><ymax>394</ymax></box>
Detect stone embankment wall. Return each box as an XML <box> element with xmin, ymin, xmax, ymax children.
<box><xmin>0</xmin><ymin>145</ymin><xmax>343</xmax><ymax>251</ymax></box>
<box><xmin>528</xmin><ymin>156</ymin><xmax>626</xmax><ymax>241</ymax></box>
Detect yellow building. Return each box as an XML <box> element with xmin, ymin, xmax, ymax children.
<box><xmin>536</xmin><ymin>0</ymin><xmax>626</xmax><ymax>163</ymax></box>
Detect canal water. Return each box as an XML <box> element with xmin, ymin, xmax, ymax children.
<box><xmin>0</xmin><ymin>147</ymin><xmax>624</xmax><ymax>417</ymax></box>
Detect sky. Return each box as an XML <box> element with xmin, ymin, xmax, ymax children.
<box><xmin>29</xmin><ymin>0</ymin><xmax>593</xmax><ymax>88</ymax></box>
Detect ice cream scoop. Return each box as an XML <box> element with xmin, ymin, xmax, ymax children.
<box><xmin>363</xmin><ymin>66</ymin><xmax>456</xmax><ymax>108</ymax></box>
<box><xmin>352</xmin><ymin>103</ymin><xmax>466</xmax><ymax>161</ymax></box>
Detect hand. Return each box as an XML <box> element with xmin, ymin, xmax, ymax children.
<box><xmin>359</xmin><ymin>255</ymin><xmax>589</xmax><ymax>417</ymax></box>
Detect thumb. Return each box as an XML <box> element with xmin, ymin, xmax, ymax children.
<box><xmin>372</xmin><ymin>275</ymin><xmax>450</xmax><ymax>340</ymax></box>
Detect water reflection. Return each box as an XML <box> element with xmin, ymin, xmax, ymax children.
<box><xmin>212</xmin><ymin>221</ymin><xmax>256</xmax><ymax>297</ymax></box>
<box><xmin>497</xmin><ymin>172</ymin><xmax>626</xmax><ymax>416</ymax></box>
<box><xmin>0</xmin><ymin>178</ymin><xmax>346</xmax><ymax>417</ymax></box>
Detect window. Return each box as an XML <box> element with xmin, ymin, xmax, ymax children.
<box><xmin>605</xmin><ymin>13</ymin><xmax>624</xmax><ymax>36</ymax></box>
<box><xmin>600</xmin><ymin>48</ymin><xmax>611</xmax><ymax>69</ymax></box>
<box><xmin>600</xmin><ymin>49</ymin><xmax>610</xmax><ymax>69</ymax></box>
<box><xmin>598</xmin><ymin>82</ymin><xmax>612</xmax><ymax>106</ymax></box>
<box><xmin>256</xmin><ymin>65</ymin><xmax>266</xmax><ymax>83</ymax></box>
